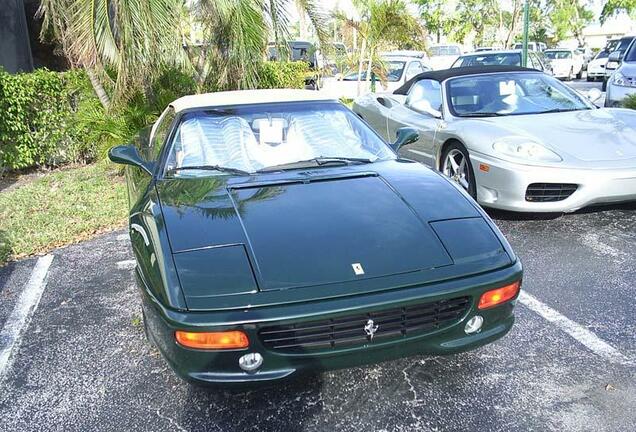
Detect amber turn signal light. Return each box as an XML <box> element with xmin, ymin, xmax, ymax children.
<box><xmin>175</xmin><ymin>330</ymin><xmax>249</xmax><ymax>350</ymax></box>
<box><xmin>478</xmin><ymin>281</ymin><xmax>521</xmax><ymax>310</ymax></box>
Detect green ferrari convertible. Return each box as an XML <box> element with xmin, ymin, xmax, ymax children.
<box><xmin>109</xmin><ymin>89</ymin><xmax>522</xmax><ymax>385</ymax></box>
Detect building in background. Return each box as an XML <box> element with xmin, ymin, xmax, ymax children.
<box><xmin>0</xmin><ymin>0</ymin><xmax>67</xmax><ymax>74</ymax></box>
<box><xmin>1</xmin><ymin>0</ymin><xmax>33</xmax><ymax>73</ymax></box>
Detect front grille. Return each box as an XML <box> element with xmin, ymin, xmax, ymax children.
<box><xmin>259</xmin><ymin>297</ymin><xmax>470</xmax><ymax>352</ymax></box>
<box><xmin>525</xmin><ymin>183</ymin><xmax>578</xmax><ymax>202</ymax></box>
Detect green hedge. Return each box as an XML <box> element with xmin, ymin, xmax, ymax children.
<box><xmin>256</xmin><ymin>61</ymin><xmax>309</xmax><ymax>89</ymax></box>
<box><xmin>0</xmin><ymin>68</ymin><xmax>97</xmax><ymax>171</ymax></box>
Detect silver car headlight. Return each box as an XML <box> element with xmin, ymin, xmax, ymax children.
<box><xmin>493</xmin><ymin>138</ymin><xmax>562</xmax><ymax>163</ymax></box>
<box><xmin>612</xmin><ymin>72</ymin><xmax>634</xmax><ymax>87</ymax></box>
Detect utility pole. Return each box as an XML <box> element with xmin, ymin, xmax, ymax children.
<box><xmin>522</xmin><ymin>0</ymin><xmax>529</xmax><ymax>67</ymax></box>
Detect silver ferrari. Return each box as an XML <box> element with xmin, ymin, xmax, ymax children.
<box><xmin>352</xmin><ymin>66</ymin><xmax>636</xmax><ymax>212</ymax></box>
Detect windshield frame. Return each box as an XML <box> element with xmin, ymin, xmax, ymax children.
<box><xmin>443</xmin><ymin>71</ymin><xmax>594</xmax><ymax>119</ymax></box>
<box><xmin>157</xmin><ymin>100</ymin><xmax>395</xmax><ymax>179</ymax></box>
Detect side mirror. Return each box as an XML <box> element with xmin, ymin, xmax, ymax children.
<box><xmin>409</xmin><ymin>99</ymin><xmax>442</xmax><ymax>118</ymax></box>
<box><xmin>108</xmin><ymin>145</ymin><xmax>154</xmax><ymax>175</ymax></box>
<box><xmin>391</xmin><ymin>127</ymin><xmax>419</xmax><ymax>152</ymax></box>
<box><xmin>608</xmin><ymin>50</ymin><xmax>623</xmax><ymax>63</ymax></box>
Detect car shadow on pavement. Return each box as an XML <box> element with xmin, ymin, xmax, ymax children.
<box><xmin>487</xmin><ymin>201</ymin><xmax>636</xmax><ymax>222</ymax></box>
<box><xmin>182</xmin><ymin>373</ymin><xmax>325</xmax><ymax>431</ymax></box>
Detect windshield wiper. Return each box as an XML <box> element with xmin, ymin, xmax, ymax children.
<box><xmin>257</xmin><ymin>157</ymin><xmax>373</xmax><ymax>173</ymax></box>
<box><xmin>456</xmin><ymin>112</ymin><xmax>508</xmax><ymax>117</ymax></box>
<box><xmin>167</xmin><ymin>165</ymin><xmax>250</xmax><ymax>176</ymax></box>
<box><xmin>537</xmin><ymin>108</ymin><xmax>588</xmax><ymax>114</ymax></box>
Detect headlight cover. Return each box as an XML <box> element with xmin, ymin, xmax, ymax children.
<box><xmin>612</xmin><ymin>72</ymin><xmax>635</xmax><ymax>87</ymax></box>
<box><xmin>493</xmin><ymin>137</ymin><xmax>562</xmax><ymax>163</ymax></box>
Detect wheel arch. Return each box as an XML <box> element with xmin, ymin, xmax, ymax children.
<box><xmin>438</xmin><ymin>138</ymin><xmax>468</xmax><ymax>171</ymax></box>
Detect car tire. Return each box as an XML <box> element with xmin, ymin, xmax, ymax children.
<box><xmin>441</xmin><ymin>142</ymin><xmax>477</xmax><ymax>199</ymax></box>
<box><xmin>586</xmin><ymin>76</ymin><xmax>593</xmax><ymax>82</ymax></box>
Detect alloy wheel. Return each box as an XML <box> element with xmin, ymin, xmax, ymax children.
<box><xmin>442</xmin><ymin>149</ymin><xmax>470</xmax><ymax>191</ymax></box>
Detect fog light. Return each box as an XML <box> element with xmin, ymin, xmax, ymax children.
<box><xmin>239</xmin><ymin>353</ymin><xmax>263</xmax><ymax>372</ymax></box>
<box><xmin>465</xmin><ymin>315</ymin><xmax>483</xmax><ymax>334</ymax></box>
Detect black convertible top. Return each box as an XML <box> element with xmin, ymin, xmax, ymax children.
<box><xmin>393</xmin><ymin>66</ymin><xmax>540</xmax><ymax>95</ymax></box>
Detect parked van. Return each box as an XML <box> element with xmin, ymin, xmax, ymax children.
<box><xmin>513</xmin><ymin>42</ymin><xmax>547</xmax><ymax>52</ymax></box>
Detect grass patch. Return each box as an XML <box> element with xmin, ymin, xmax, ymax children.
<box><xmin>0</xmin><ymin>163</ymin><xmax>127</xmax><ymax>265</ymax></box>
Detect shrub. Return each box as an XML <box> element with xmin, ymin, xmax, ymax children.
<box><xmin>623</xmin><ymin>94</ymin><xmax>636</xmax><ymax>110</ymax></box>
<box><xmin>0</xmin><ymin>68</ymin><xmax>100</xmax><ymax>171</ymax></box>
<box><xmin>256</xmin><ymin>61</ymin><xmax>309</xmax><ymax>89</ymax></box>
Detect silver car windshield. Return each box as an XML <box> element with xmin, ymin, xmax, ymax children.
<box><xmin>343</xmin><ymin>61</ymin><xmax>406</xmax><ymax>82</ymax></box>
<box><xmin>164</xmin><ymin>102</ymin><xmax>394</xmax><ymax>175</ymax></box>
<box><xmin>446</xmin><ymin>72</ymin><xmax>591</xmax><ymax>117</ymax></box>
<box><xmin>453</xmin><ymin>53</ymin><xmax>521</xmax><ymax>67</ymax></box>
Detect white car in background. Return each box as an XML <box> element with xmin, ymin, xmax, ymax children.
<box><xmin>321</xmin><ymin>55</ymin><xmax>430</xmax><ymax>99</ymax></box>
<box><xmin>428</xmin><ymin>44</ymin><xmax>462</xmax><ymax>70</ymax></box>
<box><xmin>587</xmin><ymin>50</ymin><xmax>609</xmax><ymax>81</ymax></box>
<box><xmin>513</xmin><ymin>42</ymin><xmax>547</xmax><ymax>52</ymax></box>
<box><xmin>544</xmin><ymin>49</ymin><xmax>584</xmax><ymax>80</ymax></box>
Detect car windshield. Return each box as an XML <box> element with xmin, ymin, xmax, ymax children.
<box><xmin>446</xmin><ymin>72</ymin><xmax>591</xmax><ymax>117</ymax></box>
<box><xmin>545</xmin><ymin>50</ymin><xmax>572</xmax><ymax>60</ymax></box>
<box><xmin>430</xmin><ymin>46</ymin><xmax>461</xmax><ymax>56</ymax></box>
<box><xmin>453</xmin><ymin>52</ymin><xmax>521</xmax><ymax>67</ymax></box>
<box><xmin>617</xmin><ymin>38</ymin><xmax>634</xmax><ymax>51</ymax></box>
<box><xmin>343</xmin><ymin>61</ymin><xmax>405</xmax><ymax>82</ymax></box>
<box><xmin>163</xmin><ymin>102</ymin><xmax>394</xmax><ymax>176</ymax></box>
<box><xmin>595</xmin><ymin>50</ymin><xmax>609</xmax><ymax>60</ymax></box>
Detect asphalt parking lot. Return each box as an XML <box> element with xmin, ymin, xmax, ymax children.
<box><xmin>1</xmin><ymin>199</ymin><xmax>635</xmax><ymax>432</ymax></box>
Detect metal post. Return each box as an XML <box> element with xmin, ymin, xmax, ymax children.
<box><xmin>522</xmin><ymin>0</ymin><xmax>530</xmax><ymax>67</ymax></box>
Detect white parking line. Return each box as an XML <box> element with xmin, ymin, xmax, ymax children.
<box><xmin>116</xmin><ymin>260</ymin><xmax>136</xmax><ymax>270</ymax></box>
<box><xmin>0</xmin><ymin>255</ymin><xmax>54</xmax><ymax>378</ymax></box>
<box><xmin>518</xmin><ymin>291</ymin><xmax>632</xmax><ymax>366</ymax></box>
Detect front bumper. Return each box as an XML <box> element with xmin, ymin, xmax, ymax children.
<box><xmin>587</xmin><ymin>68</ymin><xmax>605</xmax><ymax>78</ymax></box>
<box><xmin>552</xmin><ymin>70</ymin><xmax>570</xmax><ymax>79</ymax></box>
<box><xmin>138</xmin><ymin>262</ymin><xmax>522</xmax><ymax>386</ymax></box>
<box><xmin>605</xmin><ymin>83</ymin><xmax>636</xmax><ymax>107</ymax></box>
<box><xmin>470</xmin><ymin>153</ymin><xmax>636</xmax><ymax>212</ymax></box>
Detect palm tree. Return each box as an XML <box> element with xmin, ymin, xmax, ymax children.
<box><xmin>39</xmin><ymin>0</ymin><xmax>184</xmax><ymax>110</ymax></box>
<box><xmin>337</xmin><ymin>0</ymin><xmax>424</xmax><ymax>96</ymax></box>
<box><xmin>190</xmin><ymin>0</ymin><xmax>328</xmax><ymax>91</ymax></box>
